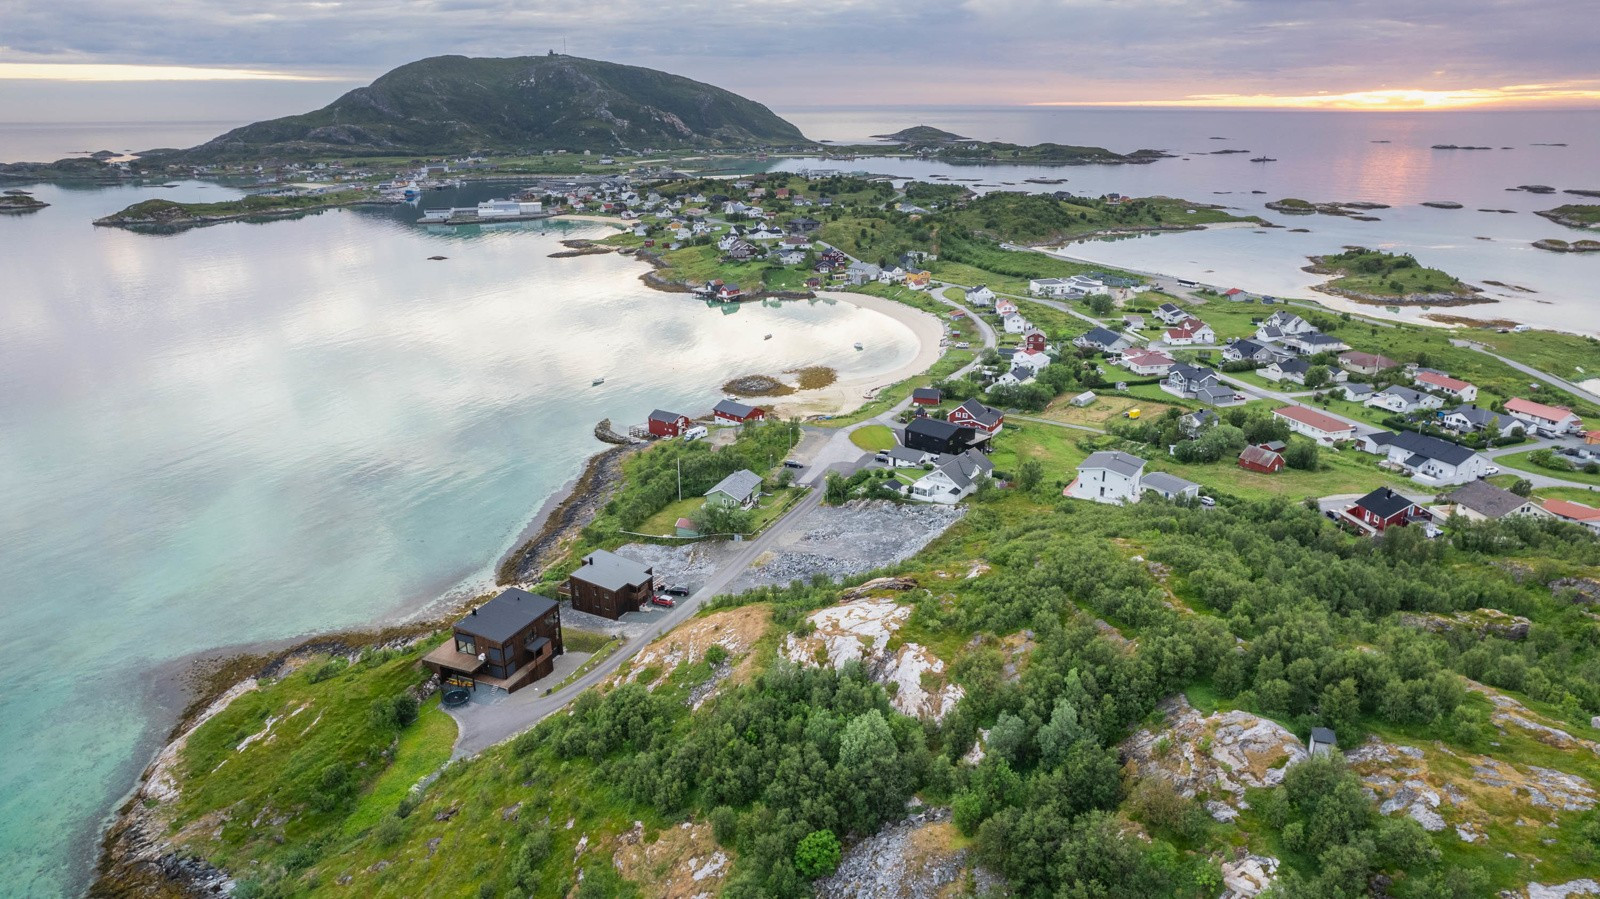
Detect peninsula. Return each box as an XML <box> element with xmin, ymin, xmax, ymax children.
<box><xmin>1306</xmin><ymin>247</ymin><xmax>1485</xmax><ymax>305</ymax></box>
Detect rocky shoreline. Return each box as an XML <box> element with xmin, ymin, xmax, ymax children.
<box><xmin>1303</xmin><ymin>256</ymin><xmax>1489</xmax><ymax>307</ymax></box>
<box><xmin>495</xmin><ymin>444</ymin><xmax>634</xmax><ymax>584</ymax></box>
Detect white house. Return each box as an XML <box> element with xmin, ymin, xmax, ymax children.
<box><xmin>1154</xmin><ymin>302</ymin><xmax>1189</xmax><ymax>325</ymax></box>
<box><xmin>1120</xmin><ymin>349</ymin><xmax>1175</xmax><ymax>376</ymax></box>
<box><xmin>965</xmin><ymin>285</ymin><xmax>996</xmax><ymax>307</ymax></box>
<box><xmin>1074</xmin><ymin>327</ymin><xmax>1131</xmax><ymax>353</ymax></box>
<box><xmin>1012</xmin><ymin>349</ymin><xmax>1052</xmax><ymax>372</ymax></box>
<box><xmin>909</xmin><ymin>450</ymin><xmax>994</xmax><ymax>504</ymax></box>
<box><xmin>1029</xmin><ymin>278</ymin><xmax>1074</xmax><ymax>298</ymax></box>
<box><xmin>1256</xmin><ymin>310</ymin><xmax>1316</xmax><ymax>339</ymax></box>
<box><xmin>989</xmin><ymin>365</ymin><xmax>1036</xmax><ymax>390</ymax></box>
<box><xmin>1142</xmin><ymin>471</ymin><xmax>1201</xmax><ymax>501</ymax></box>
<box><xmin>995</xmin><ymin>299</ymin><xmax>1019</xmax><ymax>316</ymax></box>
<box><xmin>1002</xmin><ymin>313</ymin><xmax>1033</xmax><ymax>334</ymax></box>
<box><xmin>1365</xmin><ymin>386</ymin><xmax>1444</xmax><ymax>414</ymax></box>
<box><xmin>1443</xmin><ymin>480</ymin><xmax>1551</xmax><ymax>523</ymax></box>
<box><xmin>1505</xmin><ymin>398</ymin><xmax>1582</xmax><ymax>436</ymax></box>
<box><xmin>1273</xmin><ymin>406</ymin><xmax>1358</xmax><ymax>444</ymax></box>
<box><xmin>1365</xmin><ymin>431</ymin><xmax>1493</xmax><ymax>486</ymax></box>
<box><xmin>886</xmin><ymin>445</ymin><xmax>935</xmax><ymax>468</ymax></box>
<box><xmin>1414</xmin><ymin>371</ymin><xmax>1478</xmax><ymax>402</ymax></box>
<box><xmin>1442</xmin><ymin>404</ymin><xmax>1521</xmax><ymax>437</ymax></box>
<box><xmin>1066</xmin><ymin>451</ymin><xmax>1147</xmax><ymax>505</ymax></box>
<box><xmin>1163</xmin><ymin>319</ymin><xmax>1216</xmax><ymax>346</ymax></box>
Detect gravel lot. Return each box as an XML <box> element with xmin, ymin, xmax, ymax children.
<box><xmin>730</xmin><ymin>500</ymin><xmax>965</xmax><ymax>591</ymax></box>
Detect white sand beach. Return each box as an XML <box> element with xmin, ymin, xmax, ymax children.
<box><xmin>767</xmin><ymin>290</ymin><xmax>947</xmax><ymax>418</ymax></box>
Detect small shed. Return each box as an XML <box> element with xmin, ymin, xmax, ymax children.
<box><xmin>1308</xmin><ymin>727</ymin><xmax>1337</xmax><ymax>756</ymax></box>
<box><xmin>1238</xmin><ymin>444</ymin><xmax>1285</xmax><ymax>474</ymax></box>
<box><xmin>1069</xmin><ymin>391</ymin><xmax>1097</xmax><ymax>407</ymax></box>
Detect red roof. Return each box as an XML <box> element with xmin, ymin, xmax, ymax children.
<box><xmin>1274</xmin><ymin>405</ymin><xmax>1354</xmax><ymax>434</ymax></box>
<box><xmin>1543</xmin><ymin>499</ymin><xmax>1600</xmax><ymax>521</ymax></box>
<box><xmin>1122</xmin><ymin>350</ymin><xmax>1174</xmax><ymax>366</ymax></box>
<box><xmin>1416</xmin><ymin>371</ymin><xmax>1472</xmax><ymax>392</ymax></box>
<box><xmin>1506</xmin><ymin>397</ymin><xmax>1577</xmax><ymax>423</ymax></box>
<box><xmin>1238</xmin><ymin>445</ymin><xmax>1284</xmax><ymax>469</ymax></box>
<box><xmin>1223</xmin><ymin>288</ymin><xmax>1243</xmax><ymax>296</ymax></box>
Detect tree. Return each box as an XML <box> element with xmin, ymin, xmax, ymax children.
<box><xmin>794</xmin><ymin>829</ymin><xmax>842</xmax><ymax>879</ymax></box>
<box><xmin>1510</xmin><ymin>478</ymin><xmax>1533</xmax><ymax>497</ymax></box>
<box><xmin>1303</xmin><ymin>366</ymin><xmax>1330</xmax><ymax>389</ymax></box>
<box><xmin>1016</xmin><ymin>459</ymin><xmax>1044</xmax><ymax>492</ymax></box>
<box><xmin>1283</xmin><ymin>440</ymin><xmax>1319</xmax><ymax>471</ymax></box>
<box><xmin>699</xmin><ymin>500</ymin><xmax>754</xmax><ymax>536</ymax></box>
<box><xmin>1086</xmin><ymin>293</ymin><xmax>1115</xmax><ymax>316</ymax></box>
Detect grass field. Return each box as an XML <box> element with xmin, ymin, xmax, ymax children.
<box><xmin>850</xmin><ymin>424</ymin><xmax>898</xmax><ymax>451</ymax></box>
<box><xmin>1150</xmin><ymin>443</ymin><xmax>1411</xmax><ymax>503</ymax></box>
<box><xmin>1496</xmin><ymin>449</ymin><xmax>1600</xmax><ymax>486</ymax></box>
<box><xmin>1036</xmin><ymin>394</ymin><xmax>1174</xmax><ymax>427</ymax></box>
<box><xmin>341</xmin><ymin>696</ymin><xmax>456</xmax><ymax>836</ymax></box>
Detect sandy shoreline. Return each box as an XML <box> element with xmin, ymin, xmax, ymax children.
<box><xmin>551</xmin><ymin>213</ymin><xmax>630</xmax><ymax>226</ymax></box>
<box><xmin>765</xmin><ymin>290</ymin><xmax>947</xmax><ymax>418</ymax></box>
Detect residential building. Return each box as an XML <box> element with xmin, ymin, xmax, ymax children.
<box><xmin>912</xmin><ymin>387</ymin><xmax>943</xmax><ymax>406</ymax></box>
<box><xmin>705</xmin><ymin>469</ymin><xmax>763</xmax><ymax>509</ymax></box>
<box><xmin>1123</xmin><ymin>314</ymin><xmax>1146</xmax><ymax>331</ymax></box>
<box><xmin>1238</xmin><ymin>444</ymin><xmax>1285</xmax><ymax>473</ymax></box>
<box><xmin>567</xmin><ymin>550</ymin><xmax>653</xmax><ymax>620</ymax></box>
<box><xmin>1120</xmin><ymin>349</ymin><xmax>1176</xmax><ymax>376</ymax></box>
<box><xmin>1012</xmin><ymin>349</ymin><xmax>1051</xmax><ymax>372</ymax></box>
<box><xmin>1255</xmin><ymin>311</ymin><xmax>1316</xmax><ymax>341</ymax></box>
<box><xmin>965</xmin><ymin>285</ymin><xmax>997</xmax><ymax>306</ymax></box>
<box><xmin>1180</xmin><ymin>409</ymin><xmax>1218</xmax><ymax>436</ymax></box>
<box><xmin>646</xmin><ymin>409</ymin><xmax>693</xmax><ymax>438</ymax></box>
<box><xmin>1022</xmin><ymin>329</ymin><xmax>1050</xmax><ymax>354</ymax></box>
<box><xmin>1222</xmin><ymin>338</ymin><xmax>1281</xmax><ymax>364</ymax></box>
<box><xmin>904</xmin><ymin>270</ymin><xmax>932</xmax><ymax>290</ymax></box>
<box><xmin>1154</xmin><ymin>302</ymin><xmax>1189</xmax><ymax>325</ymax></box>
<box><xmin>1364</xmin><ymin>431</ymin><xmax>1493</xmax><ymax>485</ymax></box>
<box><xmin>905</xmin><ymin>417</ymin><xmax>976</xmax><ymax>456</ymax></box>
<box><xmin>1194</xmin><ymin>383</ymin><xmax>1247</xmax><ymax>407</ymax></box>
<box><xmin>1338</xmin><ymin>351</ymin><xmax>1399</xmax><ymax>375</ymax></box>
<box><xmin>948</xmin><ymin>398</ymin><xmax>1004</xmax><ymax>439</ymax></box>
<box><xmin>990</xmin><ymin>366</ymin><xmax>1035</xmax><ymax>390</ymax></box>
<box><xmin>1542</xmin><ymin>499</ymin><xmax>1600</xmax><ymax>532</ymax></box>
<box><xmin>422</xmin><ymin>588</ymin><xmax>564</xmax><ymax>692</ymax></box>
<box><xmin>713</xmin><ymin>400</ymin><xmax>766</xmax><ymax>424</ymax></box>
<box><xmin>1260</xmin><ymin>359</ymin><xmax>1346</xmax><ymax>386</ymax></box>
<box><xmin>909</xmin><ymin>450</ymin><xmax>994</xmax><ymax>504</ymax></box>
<box><xmin>1142</xmin><ymin>471</ymin><xmax>1201</xmax><ymax>501</ymax></box>
<box><xmin>1442</xmin><ymin>404</ymin><xmax>1521</xmax><ymax>437</ymax></box>
<box><xmin>886</xmin><ymin>445</ymin><xmax>935</xmax><ymax>468</ymax></box>
<box><xmin>1442</xmin><ymin>480</ymin><xmax>1550</xmax><ymax>522</ymax></box>
<box><xmin>995</xmin><ymin>298</ymin><xmax>1018</xmax><ymax>316</ymax></box>
<box><xmin>1273</xmin><ymin>406</ymin><xmax>1358</xmax><ymax>444</ymax></box>
<box><xmin>1163</xmin><ymin>318</ymin><xmax>1216</xmax><ymax>346</ymax></box>
<box><xmin>1365</xmin><ymin>386</ymin><xmax>1444</xmax><ymax>414</ymax></box>
<box><xmin>1074</xmin><ymin>327</ymin><xmax>1131</xmax><ymax>353</ymax></box>
<box><xmin>1346</xmin><ymin>487</ymin><xmax>1431</xmax><ymax>532</ymax></box>
<box><xmin>1414</xmin><ymin>371</ymin><xmax>1478</xmax><ymax>402</ymax></box>
<box><xmin>1002</xmin><ymin>312</ymin><xmax>1032</xmax><ymax>333</ymax></box>
<box><xmin>1282</xmin><ymin>332</ymin><xmax>1351</xmax><ymax>354</ymax></box>
<box><xmin>1066</xmin><ymin>451</ymin><xmax>1147</xmax><ymax>505</ymax></box>
<box><xmin>1162</xmin><ymin>363</ymin><xmax>1219</xmax><ymax>398</ymax></box>
<box><xmin>845</xmin><ymin>262</ymin><xmax>882</xmax><ymax>285</ymax></box>
<box><xmin>1505</xmin><ymin>398</ymin><xmax>1583</xmax><ymax>436</ymax></box>
<box><xmin>1338</xmin><ymin>383</ymin><xmax>1376</xmax><ymax>402</ymax></box>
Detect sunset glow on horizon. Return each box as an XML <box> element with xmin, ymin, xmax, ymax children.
<box><xmin>1035</xmin><ymin>82</ymin><xmax>1600</xmax><ymax>111</ymax></box>
<box><xmin>0</xmin><ymin>63</ymin><xmax>345</xmax><ymax>82</ymax></box>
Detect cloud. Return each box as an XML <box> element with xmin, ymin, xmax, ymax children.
<box><xmin>0</xmin><ymin>0</ymin><xmax>1594</xmax><ymax>110</ymax></box>
<box><xmin>0</xmin><ymin>63</ymin><xmax>346</xmax><ymax>82</ymax></box>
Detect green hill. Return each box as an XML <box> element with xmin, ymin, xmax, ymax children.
<box><xmin>164</xmin><ymin>54</ymin><xmax>808</xmax><ymax>160</ymax></box>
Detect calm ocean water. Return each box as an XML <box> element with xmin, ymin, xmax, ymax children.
<box><xmin>772</xmin><ymin>107</ymin><xmax>1600</xmax><ymax>331</ymax></box>
<box><xmin>0</xmin><ymin>178</ymin><xmax>920</xmax><ymax>896</ymax></box>
<box><xmin>2</xmin><ymin>108</ymin><xmax>1597</xmax><ymax>894</ymax></box>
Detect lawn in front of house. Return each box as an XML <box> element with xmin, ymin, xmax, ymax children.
<box><xmin>850</xmin><ymin>424</ymin><xmax>899</xmax><ymax>452</ymax></box>
<box><xmin>1036</xmin><ymin>394</ymin><xmax>1176</xmax><ymax>428</ymax></box>
<box><xmin>1151</xmin><ymin>441</ymin><xmax>1411</xmax><ymax>503</ymax></box>
<box><xmin>1496</xmin><ymin>449</ymin><xmax>1600</xmax><ymax>486</ymax></box>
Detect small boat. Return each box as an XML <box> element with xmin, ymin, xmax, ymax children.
<box><xmin>763</xmin><ymin>333</ymin><xmax>773</xmax><ymax>340</ymax></box>
<box><xmin>1250</xmin><ymin>157</ymin><xmax>1277</xmax><ymax>163</ymax></box>
<box><xmin>592</xmin><ymin>377</ymin><xmax>606</xmax><ymax>386</ymax></box>
<box><xmin>853</xmin><ymin>342</ymin><xmax>864</xmax><ymax>351</ymax></box>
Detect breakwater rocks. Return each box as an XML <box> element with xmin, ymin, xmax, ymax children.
<box><xmin>1533</xmin><ymin>238</ymin><xmax>1600</xmax><ymax>253</ymax></box>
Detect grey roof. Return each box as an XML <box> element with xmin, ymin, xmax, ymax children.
<box><xmin>571</xmin><ymin>549</ymin><xmax>652</xmax><ymax>592</ymax></box>
<box><xmin>1008</xmin><ymin>365</ymin><xmax>1033</xmax><ymax>381</ymax></box>
<box><xmin>955</xmin><ymin>398</ymin><xmax>1003</xmax><ymax>428</ymax></box>
<box><xmin>1448</xmin><ymin>404</ymin><xmax>1506</xmax><ymax>428</ymax></box>
<box><xmin>1079</xmin><ymin>327</ymin><xmax>1126</xmax><ymax>348</ymax></box>
<box><xmin>912</xmin><ymin>387</ymin><xmax>942</xmax><ymax>401</ymax></box>
<box><xmin>458</xmin><ymin>588</ymin><xmax>557</xmax><ymax>644</ymax></box>
<box><xmin>1142</xmin><ymin>471</ymin><xmax>1200</xmax><ymax>495</ymax></box>
<box><xmin>1446</xmin><ymin>480</ymin><xmax>1532</xmax><ymax>519</ymax></box>
<box><xmin>1384</xmin><ymin>430</ymin><xmax>1477</xmax><ymax>465</ymax></box>
<box><xmin>1183</xmin><ymin>409</ymin><xmax>1218</xmax><ymax>426</ymax></box>
<box><xmin>1169</xmin><ymin>363</ymin><xmax>1217</xmax><ymax>385</ymax></box>
<box><xmin>648</xmin><ymin>409</ymin><xmax>687</xmax><ymax>423</ymax></box>
<box><xmin>706</xmin><ymin>468</ymin><xmax>762</xmax><ymax>503</ymax></box>
<box><xmin>888</xmin><ymin>445</ymin><xmax>930</xmax><ymax>463</ymax></box>
<box><xmin>1229</xmin><ymin>338</ymin><xmax>1267</xmax><ymax>357</ymax></box>
<box><xmin>1275</xmin><ymin>359</ymin><xmax>1311</xmax><ymax>375</ymax></box>
<box><xmin>925</xmin><ymin>450</ymin><xmax>994</xmax><ymax>490</ymax></box>
<box><xmin>1297</xmin><ymin>333</ymin><xmax>1345</xmax><ymax>347</ymax></box>
<box><xmin>1377</xmin><ymin>386</ymin><xmax>1428</xmax><ymax>404</ymax></box>
<box><xmin>1079</xmin><ymin>450</ymin><xmax>1146</xmax><ymax>478</ymax></box>
<box><xmin>1342</xmin><ymin>383</ymin><xmax>1375</xmax><ymax>397</ymax></box>
<box><xmin>713</xmin><ymin>399</ymin><xmax>759</xmax><ymax>418</ymax></box>
<box><xmin>1310</xmin><ymin>727</ymin><xmax>1337</xmax><ymax>746</ymax></box>
<box><xmin>1195</xmin><ymin>384</ymin><xmax>1238</xmax><ymax>405</ymax></box>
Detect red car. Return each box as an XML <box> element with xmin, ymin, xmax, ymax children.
<box><xmin>650</xmin><ymin>595</ymin><xmax>676</xmax><ymax>608</ymax></box>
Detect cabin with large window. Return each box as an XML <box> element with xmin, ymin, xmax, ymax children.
<box><xmin>423</xmin><ymin>588</ymin><xmax>563</xmax><ymax>693</ymax></box>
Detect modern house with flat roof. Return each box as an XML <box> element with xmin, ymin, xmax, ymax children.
<box><xmin>567</xmin><ymin>549</ymin><xmax>653</xmax><ymax>620</ymax></box>
<box><xmin>423</xmin><ymin>588</ymin><xmax>563</xmax><ymax>693</ymax></box>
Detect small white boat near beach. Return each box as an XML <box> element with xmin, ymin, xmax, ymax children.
<box><xmin>853</xmin><ymin>342</ymin><xmax>864</xmax><ymax>350</ymax></box>
<box><xmin>592</xmin><ymin>376</ymin><xmax>605</xmax><ymax>386</ymax></box>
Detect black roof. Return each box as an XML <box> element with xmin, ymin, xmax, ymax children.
<box><xmin>912</xmin><ymin>387</ymin><xmax>942</xmax><ymax>401</ymax></box>
<box><xmin>906</xmin><ymin>417</ymin><xmax>965</xmax><ymax>441</ymax></box>
<box><xmin>1384</xmin><ymin>430</ymin><xmax>1477</xmax><ymax>466</ymax></box>
<box><xmin>1310</xmin><ymin>727</ymin><xmax>1337</xmax><ymax>745</ymax></box>
<box><xmin>714</xmin><ymin>399</ymin><xmax>758</xmax><ymax>418</ymax></box>
<box><xmin>1354</xmin><ymin>487</ymin><xmax>1418</xmax><ymax>520</ymax></box>
<box><xmin>955</xmin><ymin>397</ymin><xmax>1003</xmax><ymax>426</ymax></box>
<box><xmin>457</xmin><ymin>588</ymin><xmax>557</xmax><ymax>644</ymax></box>
<box><xmin>648</xmin><ymin>409</ymin><xmax>687</xmax><ymax>423</ymax></box>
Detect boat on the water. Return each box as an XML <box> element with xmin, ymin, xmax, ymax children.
<box><xmin>1250</xmin><ymin>157</ymin><xmax>1277</xmax><ymax>163</ymax></box>
<box><xmin>764</xmin><ymin>333</ymin><xmax>773</xmax><ymax>340</ymax></box>
<box><xmin>853</xmin><ymin>342</ymin><xmax>864</xmax><ymax>350</ymax></box>
<box><xmin>592</xmin><ymin>377</ymin><xmax>606</xmax><ymax>386</ymax></box>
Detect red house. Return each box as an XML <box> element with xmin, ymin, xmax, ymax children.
<box><xmin>717</xmin><ymin>283</ymin><xmax>744</xmax><ymax>301</ymax></box>
<box><xmin>1346</xmin><ymin>487</ymin><xmax>1430</xmax><ymax>532</ymax></box>
<box><xmin>714</xmin><ymin>399</ymin><xmax>766</xmax><ymax>424</ymax></box>
<box><xmin>647</xmin><ymin>409</ymin><xmax>692</xmax><ymax>438</ymax></box>
<box><xmin>949</xmin><ymin>397</ymin><xmax>1004</xmax><ymax>438</ymax></box>
<box><xmin>912</xmin><ymin>387</ymin><xmax>943</xmax><ymax>406</ymax></box>
<box><xmin>1023</xmin><ymin>329</ymin><xmax>1049</xmax><ymax>353</ymax></box>
<box><xmin>1237</xmin><ymin>444</ymin><xmax>1285</xmax><ymax>473</ymax></box>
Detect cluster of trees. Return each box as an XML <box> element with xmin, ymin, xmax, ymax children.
<box><xmin>1111</xmin><ymin>406</ymin><xmax>1318</xmax><ymax>469</ymax></box>
<box><xmin>594</xmin><ymin>419</ymin><xmax>799</xmax><ymax>533</ymax></box>
<box><xmin>934</xmin><ymin>353</ymin><xmax>1101</xmax><ymax>413</ymax></box>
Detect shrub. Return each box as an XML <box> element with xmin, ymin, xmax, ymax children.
<box><xmin>794</xmin><ymin>829</ymin><xmax>842</xmax><ymax>879</ymax></box>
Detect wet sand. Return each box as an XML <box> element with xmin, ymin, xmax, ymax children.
<box><xmin>767</xmin><ymin>290</ymin><xmax>946</xmax><ymax>418</ymax></box>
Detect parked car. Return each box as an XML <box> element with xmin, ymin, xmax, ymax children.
<box><xmin>660</xmin><ymin>584</ymin><xmax>690</xmax><ymax>597</ymax></box>
<box><xmin>1199</xmin><ymin>496</ymin><xmax>1216</xmax><ymax>507</ymax></box>
<box><xmin>650</xmin><ymin>595</ymin><xmax>676</xmax><ymax>608</ymax></box>
<box><xmin>783</xmin><ymin>459</ymin><xmax>805</xmax><ymax>469</ymax></box>
<box><xmin>874</xmin><ymin>451</ymin><xmax>890</xmax><ymax>462</ymax></box>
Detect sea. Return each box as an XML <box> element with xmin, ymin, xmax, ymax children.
<box><xmin>0</xmin><ymin>106</ymin><xmax>1596</xmax><ymax>896</ymax></box>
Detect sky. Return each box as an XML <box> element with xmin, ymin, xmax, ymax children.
<box><xmin>1</xmin><ymin>0</ymin><xmax>1597</xmax><ymax>124</ymax></box>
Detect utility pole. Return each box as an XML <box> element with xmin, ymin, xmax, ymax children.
<box><xmin>677</xmin><ymin>458</ymin><xmax>682</xmax><ymax>502</ymax></box>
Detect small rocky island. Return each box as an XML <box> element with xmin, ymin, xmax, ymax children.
<box><xmin>94</xmin><ymin>191</ymin><xmax>389</xmax><ymax>231</ymax></box>
<box><xmin>1534</xmin><ymin>204</ymin><xmax>1600</xmax><ymax>231</ymax></box>
<box><xmin>1533</xmin><ymin>238</ymin><xmax>1600</xmax><ymax>253</ymax></box>
<box><xmin>1266</xmin><ymin>198</ymin><xmax>1389</xmax><ymax>217</ymax></box>
<box><xmin>1305</xmin><ymin>246</ymin><xmax>1486</xmax><ymax>306</ymax></box>
<box><xmin>0</xmin><ymin>194</ymin><xmax>49</xmax><ymax>213</ymax></box>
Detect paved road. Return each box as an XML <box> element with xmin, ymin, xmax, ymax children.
<box><xmin>1453</xmin><ymin>339</ymin><xmax>1600</xmax><ymax>406</ymax></box>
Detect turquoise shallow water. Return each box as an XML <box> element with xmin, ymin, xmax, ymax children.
<box><xmin>0</xmin><ymin>180</ymin><xmax>920</xmax><ymax>896</ymax></box>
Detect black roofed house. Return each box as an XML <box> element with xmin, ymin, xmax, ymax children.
<box><xmin>713</xmin><ymin>399</ymin><xmax>767</xmax><ymax>424</ymax></box>
<box><xmin>646</xmin><ymin>409</ymin><xmax>692</xmax><ymax>438</ymax></box>
<box><xmin>1365</xmin><ymin>430</ymin><xmax>1492</xmax><ymax>485</ymax></box>
<box><xmin>904</xmin><ymin>417</ymin><xmax>976</xmax><ymax>456</ymax></box>
<box><xmin>912</xmin><ymin>387</ymin><xmax>943</xmax><ymax>406</ymax></box>
<box><xmin>1345</xmin><ymin>487</ymin><xmax>1431</xmax><ymax>533</ymax></box>
<box><xmin>567</xmin><ymin>549</ymin><xmax>653</xmax><ymax>620</ymax></box>
<box><xmin>1073</xmin><ymin>327</ymin><xmax>1131</xmax><ymax>354</ymax></box>
<box><xmin>423</xmin><ymin>588</ymin><xmax>563</xmax><ymax>693</ymax></box>
<box><xmin>786</xmin><ymin>216</ymin><xmax>821</xmax><ymax>233</ymax></box>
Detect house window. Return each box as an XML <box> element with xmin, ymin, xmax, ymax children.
<box><xmin>455</xmin><ymin>635</ymin><xmax>476</xmax><ymax>655</ymax></box>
